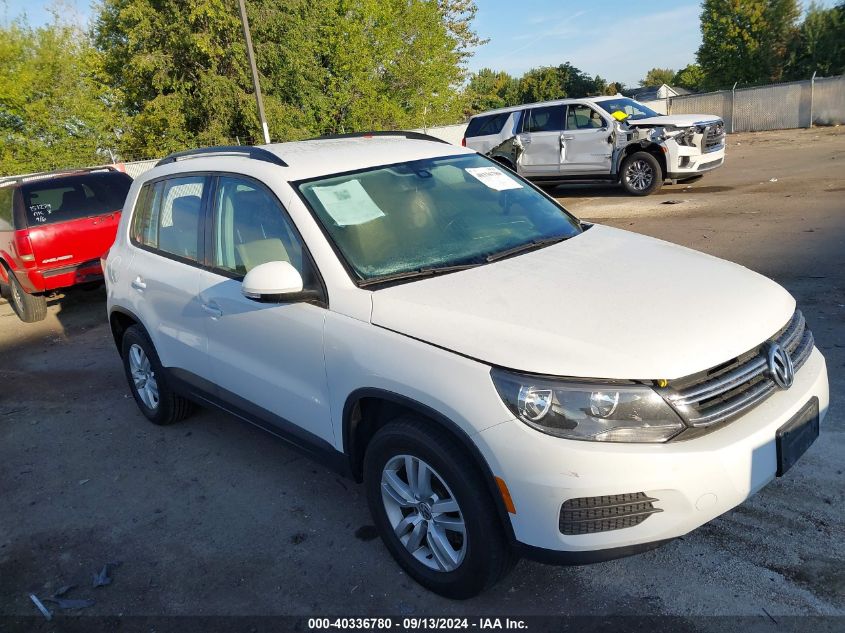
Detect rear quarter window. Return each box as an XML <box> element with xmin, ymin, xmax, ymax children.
<box><xmin>0</xmin><ymin>186</ymin><xmax>13</xmax><ymax>231</ymax></box>
<box><xmin>465</xmin><ymin>112</ymin><xmax>511</xmax><ymax>138</ymax></box>
<box><xmin>21</xmin><ymin>171</ymin><xmax>132</xmax><ymax>227</ymax></box>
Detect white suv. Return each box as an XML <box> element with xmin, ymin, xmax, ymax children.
<box><xmin>106</xmin><ymin>134</ymin><xmax>828</xmax><ymax>598</ymax></box>
<box><xmin>463</xmin><ymin>96</ymin><xmax>726</xmax><ymax>195</ymax></box>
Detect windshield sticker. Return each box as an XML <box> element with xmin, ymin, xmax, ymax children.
<box><xmin>465</xmin><ymin>167</ymin><xmax>523</xmax><ymax>191</ymax></box>
<box><xmin>312</xmin><ymin>179</ymin><xmax>386</xmax><ymax>226</ymax></box>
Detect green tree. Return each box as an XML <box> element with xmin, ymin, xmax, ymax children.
<box><xmin>517</xmin><ymin>66</ymin><xmax>563</xmax><ymax>103</ymax></box>
<box><xmin>639</xmin><ymin>67</ymin><xmax>675</xmax><ymax>87</ymax></box>
<box><xmin>512</xmin><ymin>63</ymin><xmax>606</xmax><ymax>105</ymax></box>
<box><xmin>785</xmin><ymin>2</ymin><xmax>845</xmax><ymax>78</ymax></box>
<box><xmin>603</xmin><ymin>81</ymin><xmax>626</xmax><ymax>95</ymax></box>
<box><xmin>0</xmin><ymin>16</ymin><xmax>122</xmax><ymax>176</ymax></box>
<box><xmin>466</xmin><ymin>68</ymin><xmax>519</xmax><ymax>113</ymax></box>
<box><xmin>672</xmin><ymin>64</ymin><xmax>706</xmax><ymax>91</ymax></box>
<box><xmin>94</xmin><ymin>0</ymin><xmax>482</xmax><ymax>158</ymax></box>
<box><xmin>697</xmin><ymin>0</ymin><xmax>801</xmax><ymax>90</ymax></box>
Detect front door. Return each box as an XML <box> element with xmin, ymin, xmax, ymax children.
<box><xmin>197</xmin><ymin>175</ymin><xmax>334</xmax><ymax>446</ymax></box>
<box><xmin>560</xmin><ymin>104</ymin><xmax>613</xmax><ymax>173</ymax></box>
<box><xmin>517</xmin><ymin>104</ymin><xmax>566</xmax><ymax>176</ymax></box>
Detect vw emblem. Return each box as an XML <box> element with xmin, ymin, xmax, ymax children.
<box><xmin>767</xmin><ymin>342</ymin><xmax>794</xmax><ymax>390</ymax></box>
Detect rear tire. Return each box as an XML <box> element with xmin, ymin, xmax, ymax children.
<box><xmin>7</xmin><ymin>273</ymin><xmax>47</xmax><ymax>323</ymax></box>
<box><xmin>121</xmin><ymin>325</ymin><xmax>194</xmax><ymax>425</ymax></box>
<box><xmin>620</xmin><ymin>151</ymin><xmax>663</xmax><ymax>196</ymax></box>
<box><xmin>364</xmin><ymin>416</ymin><xmax>516</xmax><ymax>599</ymax></box>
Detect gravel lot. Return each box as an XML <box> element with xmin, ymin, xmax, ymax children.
<box><xmin>1</xmin><ymin>127</ymin><xmax>843</xmax><ymax>622</ymax></box>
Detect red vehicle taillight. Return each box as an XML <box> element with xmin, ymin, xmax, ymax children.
<box><xmin>461</xmin><ymin>137</ymin><xmax>467</xmax><ymax>147</ymax></box>
<box><xmin>14</xmin><ymin>230</ymin><xmax>36</xmax><ymax>266</ymax></box>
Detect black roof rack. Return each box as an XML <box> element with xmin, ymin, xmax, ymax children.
<box><xmin>309</xmin><ymin>131</ymin><xmax>450</xmax><ymax>144</ymax></box>
<box><xmin>156</xmin><ymin>145</ymin><xmax>288</xmax><ymax>168</ymax></box>
<box><xmin>0</xmin><ymin>165</ymin><xmax>121</xmax><ymax>187</ymax></box>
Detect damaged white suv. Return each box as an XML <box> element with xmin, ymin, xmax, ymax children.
<box><xmin>463</xmin><ymin>96</ymin><xmax>726</xmax><ymax>195</ymax></box>
<box><xmin>106</xmin><ymin>134</ymin><xmax>826</xmax><ymax>599</ymax></box>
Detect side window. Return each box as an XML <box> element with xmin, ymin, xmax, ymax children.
<box><xmin>131</xmin><ymin>183</ymin><xmax>157</xmax><ymax>246</ymax></box>
<box><xmin>465</xmin><ymin>112</ymin><xmax>510</xmax><ymax>138</ymax></box>
<box><xmin>0</xmin><ymin>186</ymin><xmax>13</xmax><ymax>231</ymax></box>
<box><xmin>131</xmin><ymin>176</ymin><xmax>205</xmax><ymax>262</ymax></box>
<box><xmin>156</xmin><ymin>177</ymin><xmax>205</xmax><ymax>261</ymax></box>
<box><xmin>526</xmin><ymin>105</ymin><xmax>565</xmax><ymax>133</ymax></box>
<box><xmin>567</xmin><ymin>104</ymin><xmax>606</xmax><ymax>130</ymax></box>
<box><xmin>211</xmin><ymin>176</ymin><xmax>315</xmax><ymax>287</ymax></box>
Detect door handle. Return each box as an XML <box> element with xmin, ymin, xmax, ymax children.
<box><xmin>202</xmin><ymin>303</ymin><xmax>223</xmax><ymax>318</ymax></box>
<box><xmin>562</xmin><ymin>135</ymin><xmax>575</xmax><ymax>140</ymax></box>
<box><xmin>131</xmin><ymin>277</ymin><xmax>146</xmax><ymax>291</ymax></box>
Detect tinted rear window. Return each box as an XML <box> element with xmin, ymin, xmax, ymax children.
<box><xmin>21</xmin><ymin>172</ymin><xmax>132</xmax><ymax>226</ymax></box>
<box><xmin>465</xmin><ymin>112</ymin><xmax>511</xmax><ymax>138</ymax></box>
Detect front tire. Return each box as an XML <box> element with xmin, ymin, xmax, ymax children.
<box><xmin>7</xmin><ymin>272</ymin><xmax>47</xmax><ymax>323</ymax></box>
<box><xmin>620</xmin><ymin>151</ymin><xmax>663</xmax><ymax>196</ymax></box>
<box><xmin>121</xmin><ymin>325</ymin><xmax>194</xmax><ymax>425</ymax></box>
<box><xmin>364</xmin><ymin>417</ymin><xmax>516</xmax><ymax>599</ymax></box>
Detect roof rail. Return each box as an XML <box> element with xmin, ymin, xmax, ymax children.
<box><xmin>310</xmin><ymin>131</ymin><xmax>450</xmax><ymax>145</ymax></box>
<box><xmin>156</xmin><ymin>145</ymin><xmax>288</xmax><ymax>168</ymax></box>
<box><xmin>0</xmin><ymin>164</ymin><xmax>121</xmax><ymax>187</ymax></box>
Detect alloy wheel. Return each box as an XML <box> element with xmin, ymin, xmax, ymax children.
<box><xmin>10</xmin><ymin>281</ymin><xmax>23</xmax><ymax>311</ymax></box>
<box><xmin>381</xmin><ymin>455</ymin><xmax>467</xmax><ymax>572</ymax></box>
<box><xmin>129</xmin><ymin>343</ymin><xmax>159</xmax><ymax>410</ymax></box>
<box><xmin>626</xmin><ymin>159</ymin><xmax>654</xmax><ymax>191</ymax></box>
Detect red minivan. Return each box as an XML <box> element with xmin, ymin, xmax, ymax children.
<box><xmin>0</xmin><ymin>167</ymin><xmax>133</xmax><ymax>322</ymax></box>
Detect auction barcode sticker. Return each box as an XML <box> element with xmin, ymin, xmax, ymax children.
<box><xmin>465</xmin><ymin>167</ymin><xmax>523</xmax><ymax>191</ymax></box>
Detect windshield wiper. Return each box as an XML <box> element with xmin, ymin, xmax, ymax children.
<box><xmin>358</xmin><ymin>262</ymin><xmax>482</xmax><ymax>288</ymax></box>
<box><xmin>485</xmin><ymin>234</ymin><xmax>572</xmax><ymax>263</ymax></box>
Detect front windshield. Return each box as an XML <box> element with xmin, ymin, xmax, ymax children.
<box><xmin>298</xmin><ymin>154</ymin><xmax>582</xmax><ymax>282</ymax></box>
<box><xmin>596</xmin><ymin>97</ymin><xmax>661</xmax><ymax>121</ymax></box>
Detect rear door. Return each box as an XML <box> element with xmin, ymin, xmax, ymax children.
<box><xmin>559</xmin><ymin>103</ymin><xmax>613</xmax><ymax>174</ymax></box>
<box><xmin>517</xmin><ymin>105</ymin><xmax>566</xmax><ymax>176</ymax></box>
<box><xmin>21</xmin><ymin>171</ymin><xmax>132</xmax><ymax>269</ymax></box>
<box><xmin>126</xmin><ymin>175</ymin><xmax>212</xmax><ymax>381</ymax></box>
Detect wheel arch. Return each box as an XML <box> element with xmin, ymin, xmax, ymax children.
<box><xmin>0</xmin><ymin>258</ymin><xmax>10</xmax><ymax>285</ymax></box>
<box><xmin>342</xmin><ymin>388</ymin><xmax>517</xmax><ymax>543</ymax></box>
<box><xmin>109</xmin><ymin>306</ymin><xmax>142</xmax><ymax>350</ymax></box>
<box><xmin>616</xmin><ymin>142</ymin><xmax>667</xmax><ymax>181</ymax></box>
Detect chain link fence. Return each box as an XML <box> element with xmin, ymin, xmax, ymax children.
<box><xmin>644</xmin><ymin>74</ymin><xmax>845</xmax><ymax>132</ymax></box>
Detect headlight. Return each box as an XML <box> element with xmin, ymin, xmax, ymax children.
<box><xmin>491</xmin><ymin>369</ymin><xmax>684</xmax><ymax>443</ymax></box>
<box><xmin>667</xmin><ymin>126</ymin><xmax>695</xmax><ymax>146</ymax></box>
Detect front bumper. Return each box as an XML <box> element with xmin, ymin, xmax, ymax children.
<box><xmin>477</xmin><ymin>348</ymin><xmax>828</xmax><ymax>557</ymax></box>
<box><xmin>665</xmin><ymin>142</ymin><xmax>726</xmax><ymax>180</ymax></box>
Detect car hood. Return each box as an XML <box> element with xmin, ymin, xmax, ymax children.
<box><xmin>628</xmin><ymin>114</ymin><xmax>722</xmax><ymax>127</ymax></box>
<box><xmin>370</xmin><ymin>225</ymin><xmax>795</xmax><ymax>380</ymax></box>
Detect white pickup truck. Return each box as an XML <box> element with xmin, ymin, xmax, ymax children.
<box><xmin>463</xmin><ymin>96</ymin><xmax>726</xmax><ymax>195</ymax></box>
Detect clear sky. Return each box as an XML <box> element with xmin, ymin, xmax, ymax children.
<box><xmin>3</xmin><ymin>0</ymin><xmax>840</xmax><ymax>88</ymax></box>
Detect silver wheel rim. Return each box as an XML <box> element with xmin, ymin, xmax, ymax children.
<box><xmin>381</xmin><ymin>455</ymin><xmax>467</xmax><ymax>572</ymax></box>
<box><xmin>129</xmin><ymin>343</ymin><xmax>159</xmax><ymax>410</ymax></box>
<box><xmin>10</xmin><ymin>281</ymin><xmax>23</xmax><ymax>311</ymax></box>
<box><xmin>626</xmin><ymin>159</ymin><xmax>654</xmax><ymax>191</ymax></box>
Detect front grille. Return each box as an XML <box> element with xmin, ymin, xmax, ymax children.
<box><xmin>662</xmin><ymin>310</ymin><xmax>814</xmax><ymax>429</ymax></box>
<box><xmin>701</xmin><ymin>121</ymin><xmax>725</xmax><ymax>152</ymax></box>
<box><xmin>559</xmin><ymin>493</ymin><xmax>662</xmax><ymax>535</ymax></box>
